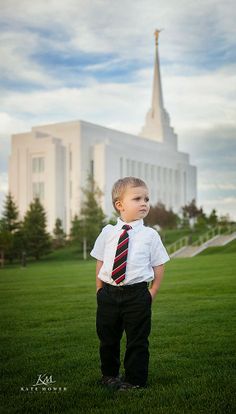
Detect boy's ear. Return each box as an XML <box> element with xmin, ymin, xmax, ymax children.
<box><xmin>115</xmin><ymin>200</ymin><xmax>123</xmax><ymax>211</ymax></box>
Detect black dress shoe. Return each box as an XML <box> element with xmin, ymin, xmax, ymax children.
<box><xmin>118</xmin><ymin>381</ymin><xmax>141</xmax><ymax>391</ymax></box>
<box><xmin>100</xmin><ymin>375</ymin><xmax>121</xmax><ymax>390</ymax></box>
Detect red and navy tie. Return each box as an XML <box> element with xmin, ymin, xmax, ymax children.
<box><xmin>111</xmin><ymin>224</ymin><xmax>132</xmax><ymax>284</ymax></box>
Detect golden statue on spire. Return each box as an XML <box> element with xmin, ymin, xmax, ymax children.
<box><xmin>154</xmin><ymin>29</ymin><xmax>163</xmax><ymax>46</ymax></box>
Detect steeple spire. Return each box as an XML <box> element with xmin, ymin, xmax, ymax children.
<box><xmin>139</xmin><ymin>29</ymin><xmax>165</xmax><ymax>142</ymax></box>
<box><xmin>152</xmin><ymin>29</ymin><xmax>164</xmax><ymax>113</ymax></box>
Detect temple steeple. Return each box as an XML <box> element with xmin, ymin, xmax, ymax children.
<box><xmin>139</xmin><ymin>29</ymin><xmax>166</xmax><ymax>142</ymax></box>
<box><xmin>152</xmin><ymin>29</ymin><xmax>164</xmax><ymax>117</ymax></box>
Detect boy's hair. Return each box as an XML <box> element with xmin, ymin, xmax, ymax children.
<box><xmin>112</xmin><ymin>176</ymin><xmax>148</xmax><ymax>212</ymax></box>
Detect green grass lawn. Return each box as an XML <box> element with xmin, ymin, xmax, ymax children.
<box><xmin>1</xmin><ymin>250</ymin><xmax>235</xmax><ymax>414</ymax></box>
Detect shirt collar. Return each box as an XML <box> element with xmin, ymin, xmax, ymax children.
<box><xmin>115</xmin><ymin>217</ymin><xmax>144</xmax><ymax>232</ymax></box>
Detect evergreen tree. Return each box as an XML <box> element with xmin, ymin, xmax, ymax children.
<box><xmin>23</xmin><ymin>198</ymin><xmax>51</xmax><ymax>260</ymax></box>
<box><xmin>70</xmin><ymin>175</ymin><xmax>106</xmax><ymax>258</ymax></box>
<box><xmin>80</xmin><ymin>177</ymin><xmax>106</xmax><ymax>246</ymax></box>
<box><xmin>207</xmin><ymin>209</ymin><xmax>218</xmax><ymax>227</ymax></box>
<box><xmin>0</xmin><ymin>193</ymin><xmax>20</xmax><ymax>262</ymax></box>
<box><xmin>53</xmin><ymin>218</ymin><xmax>66</xmax><ymax>248</ymax></box>
<box><xmin>194</xmin><ymin>207</ymin><xmax>208</xmax><ymax>230</ymax></box>
<box><xmin>70</xmin><ymin>215</ymin><xmax>83</xmax><ymax>244</ymax></box>
<box><xmin>1</xmin><ymin>193</ymin><xmax>20</xmax><ymax>232</ymax></box>
<box><xmin>13</xmin><ymin>222</ymin><xmax>28</xmax><ymax>263</ymax></box>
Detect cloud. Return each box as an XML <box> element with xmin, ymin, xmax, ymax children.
<box><xmin>179</xmin><ymin>124</ymin><xmax>236</xmax><ymax>165</ymax></box>
<box><xmin>1</xmin><ymin>62</ymin><xmax>236</xmax><ymax>138</ymax></box>
<box><xmin>0</xmin><ymin>82</ymin><xmax>147</xmax><ymax>133</ymax></box>
<box><xmin>1</xmin><ymin>0</ymin><xmax>236</xmax><ymax>90</ymax></box>
<box><xmin>199</xmin><ymin>183</ymin><xmax>236</xmax><ymax>191</ymax></box>
<box><xmin>0</xmin><ymin>173</ymin><xmax>8</xmax><ymax>192</ymax></box>
<box><xmin>0</xmin><ymin>113</ymin><xmax>30</xmax><ymax>135</ymax></box>
<box><xmin>162</xmin><ymin>66</ymin><xmax>236</xmax><ymax>133</ymax></box>
<box><xmin>0</xmin><ymin>29</ymin><xmax>60</xmax><ymax>88</ymax></box>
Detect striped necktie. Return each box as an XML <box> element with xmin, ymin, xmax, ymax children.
<box><xmin>111</xmin><ymin>224</ymin><xmax>132</xmax><ymax>284</ymax></box>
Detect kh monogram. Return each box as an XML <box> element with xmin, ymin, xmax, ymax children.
<box><xmin>33</xmin><ymin>373</ymin><xmax>56</xmax><ymax>387</ymax></box>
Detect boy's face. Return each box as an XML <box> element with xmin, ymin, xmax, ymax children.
<box><xmin>115</xmin><ymin>186</ymin><xmax>150</xmax><ymax>223</ymax></box>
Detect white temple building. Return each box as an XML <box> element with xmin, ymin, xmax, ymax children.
<box><xmin>9</xmin><ymin>31</ymin><xmax>197</xmax><ymax>234</ymax></box>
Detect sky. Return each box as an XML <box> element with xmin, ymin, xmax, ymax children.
<box><xmin>0</xmin><ymin>0</ymin><xmax>236</xmax><ymax>220</ymax></box>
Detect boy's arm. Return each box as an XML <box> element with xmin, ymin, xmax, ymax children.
<box><xmin>149</xmin><ymin>264</ymin><xmax>165</xmax><ymax>301</ymax></box>
<box><xmin>96</xmin><ymin>260</ymin><xmax>104</xmax><ymax>293</ymax></box>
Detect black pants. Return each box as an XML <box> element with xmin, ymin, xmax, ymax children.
<box><xmin>96</xmin><ymin>282</ymin><xmax>152</xmax><ymax>387</ymax></box>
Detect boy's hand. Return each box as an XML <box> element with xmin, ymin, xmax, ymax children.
<box><xmin>149</xmin><ymin>288</ymin><xmax>156</xmax><ymax>301</ymax></box>
<box><xmin>149</xmin><ymin>264</ymin><xmax>165</xmax><ymax>301</ymax></box>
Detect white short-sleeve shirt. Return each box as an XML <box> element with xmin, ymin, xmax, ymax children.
<box><xmin>90</xmin><ymin>217</ymin><xmax>170</xmax><ymax>285</ymax></box>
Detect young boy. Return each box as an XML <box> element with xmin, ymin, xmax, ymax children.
<box><xmin>90</xmin><ymin>177</ymin><xmax>170</xmax><ymax>390</ymax></box>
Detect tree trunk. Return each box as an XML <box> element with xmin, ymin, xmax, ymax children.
<box><xmin>83</xmin><ymin>237</ymin><xmax>87</xmax><ymax>260</ymax></box>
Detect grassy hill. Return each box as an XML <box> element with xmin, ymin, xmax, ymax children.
<box><xmin>198</xmin><ymin>239</ymin><xmax>236</xmax><ymax>255</ymax></box>
<box><xmin>159</xmin><ymin>228</ymin><xmax>207</xmax><ymax>245</ymax></box>
<box><xmin>0</xmin><ymin>250</ymin><xmax>235</xmax><ymax>413</ymax></box>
